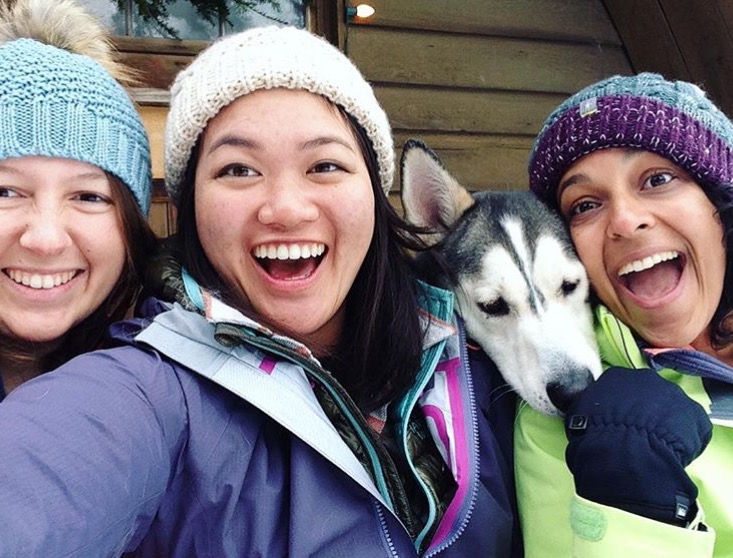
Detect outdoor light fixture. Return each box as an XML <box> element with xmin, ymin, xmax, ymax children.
<box><xmin>345</xmin><ymin>3</ymin><xmax>376</xmax><ymax>20</ymax></box>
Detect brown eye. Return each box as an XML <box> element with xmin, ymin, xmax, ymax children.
<box><xmin>645</xmin><ymin>171</ymin><xmax>674</xmax><ymax>189</ymax></box>
<box><xmin>569</xmin><ymin>199</ymin><xmax>599</xmax><ymax>217</ymax></box>
<box><xmin>218</xmin><ymin>164</ymin><xmax>257</xmax><ymax>178</ymax></box>
<box><xmin>309</xmin><ymin>162</ymin><xmax>342</xmax><ymax>174</ymax></box>
<box><xmin>75</xmin><ymin>192</ymin><xmax>110</xmax><ymax>204</ymax></box>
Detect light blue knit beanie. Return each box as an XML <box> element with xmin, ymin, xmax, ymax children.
<box><xmin>0</xmin><ymin>37</ymin><xmax>152</xmax><ymax>214</ymax></box>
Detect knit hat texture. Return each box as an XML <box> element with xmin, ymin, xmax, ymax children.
<box><xmin>0</xmin><ymin>38</ymin><xmax>151</xmax><ymax>214</ymax></box>
<box><xmin>529</xmin><ymin>72</ymin><xmax>733</xmax><ymax>207</ymax></box>
<box><xmin>165</xmin><ymin>25</ymin><xmax>394</xmax><ymax>205</ymax></box>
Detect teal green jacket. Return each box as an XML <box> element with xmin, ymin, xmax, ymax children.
<box><xmin>515</xmin><ymin>305</ymin><xmax>733</xmax><ymax>557</ymax></box>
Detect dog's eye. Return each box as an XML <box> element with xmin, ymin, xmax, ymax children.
<box><xmin>560</xmin><ymin>279</ymin><xmax>579</xmax><ymax>297</ymax></box>
<box><xmin>479</xmin><ymin>298</ymin><xmax>510</xmax><ymax>317</ymax></box>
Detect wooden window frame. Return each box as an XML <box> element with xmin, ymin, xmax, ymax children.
<box><xmin>114</xmin><ymin>0</ymin><xmax>340</xmax><ymax>106</ymax></box>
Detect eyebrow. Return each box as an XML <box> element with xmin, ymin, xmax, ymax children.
<box><xmin>299</xmin><ymin>135</ymin><xmax>355</xmax><ymax>153</ymax></box>
<box><xmin>621</xmin><ymin>147</ymin><xmax>643</xmax><ymax>161</ymax></box>
<box><xmin>205</xmin><ymin>134</ymin><xmax>355</xmax><ymax>156</ymax></box>
<box><xmin>205</xmin><ymin>135</ymin><xmax>260</xmax><ymax>156</ymax></box>
<box><xmin>557</xmin><ymin>148</ymin><xmax>644</xmax><ymax>199</ymax></box>
<box><xmin>74</xmin><ymin>171</ymin><xmax>109</xmax><ymax>182</ymax></box>
<box><xmin>557</xmin><ymin>172</ymin><xmax>587</xmax><ymax>200</ymax></box>
<box><xmin>0</xmin><ymin>165</ymin><xmax>106</xmax><ymax>182</ymax></box>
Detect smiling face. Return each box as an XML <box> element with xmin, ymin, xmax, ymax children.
<box><xmin>558</xmin><ymin>148</ymin><xmax>726</xmax><ymax>349</ymax></box>
<box><xmin>194</xmin><ymin>89</ymin><xmax>375</xmax><ymax>349</ymax></box>
<box><xmin>0</xmin><ymin>156</ymin><xmax>126</xmax><ymax>344</ymax></box>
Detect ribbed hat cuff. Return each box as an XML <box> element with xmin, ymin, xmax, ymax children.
<box><xmin>0</xmin><ymin>101</ymin><xmax>151</xmax><ymax>214</ymax></box>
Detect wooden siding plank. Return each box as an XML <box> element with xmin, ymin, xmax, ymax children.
<box><xmin>715</xmin><ymin>0</ymin><xmax>733</xmax><ymax>38</ymax></box>
<box><xmin>113</xmin><ymin>36</ymin><xmax>208</xmax><ymax>56</ymax></box>
<box><xmin>119</xmin><ymin>51</ymin><xmax>194</xmax><ymax>90</ymax></box>
<box><xmin>148</xmin><ymin>201</ymin><xmax>172</xmax><ymax>238</ymax></box>
<box><xmin>657</xmin><ymin>0</ymin><xmax>733</xmax><ymax>115</ymax></box>
<box><xmin>392</xmin><ymin>133</ymin><xmax>534</xmax><ymax>192</ymax></box>
<box><xmin>376</xmin><ymin>86</ymin><xmax>566</xmax><ymax>136</ymax></box>
<box><xmin>602</xmin><ymin>0</ymin><xmax>690</xmax><ymax>79</ymax></box>
<box><xmin>354</xmin><ymin>0</ymin><xmax>622</xmax><ymax>44</ymax></box>
<box><xmin>139</xmin><ymin>105</ymin><xmax>166</xmax><ymax>178</ymax></box>
<box><xmin>348</xmin><ymin>27</ymin><xmax>631</xmax><ymax>94</ymax></box>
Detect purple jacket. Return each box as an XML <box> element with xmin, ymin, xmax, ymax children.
<box><xmin>0</xmin><ymin>286</ymin><xmax>520</xmax><ymax>557</ymax></box>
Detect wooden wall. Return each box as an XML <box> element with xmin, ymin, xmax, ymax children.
<box><xmin>603</xmin><ymin>0</ymin><xmax>733</xmax><ymax>118</ymax></box>
<box><xmin>343</xmin><ymin>0</ymin><xmax>633</xmax><ymax>200</ymax></box>
<box><xmin>132</xmin><ymin>0</ymin><xmax>634</xmax><ymax>235</ymax></box>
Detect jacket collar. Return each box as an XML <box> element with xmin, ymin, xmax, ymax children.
<box><xmin>182</xmin><ymin>267</ymin><xmax>456</xmax><ymax>353</ymax></box>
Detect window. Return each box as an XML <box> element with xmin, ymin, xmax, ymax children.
<box><xmin>74</xmin><ymin>0</ymin><xmax>335</xmax><ymax>238</ymax></box>
<box><xmin>79</xmin><ymin>0</ymin><xmax>307</xmax><ymax>40</ymax></box>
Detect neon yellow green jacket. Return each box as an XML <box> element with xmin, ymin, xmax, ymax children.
<box><xmin>515</xmin><ymin>305</ymin><xmax>733</xmax><ymax>557</ymax></box>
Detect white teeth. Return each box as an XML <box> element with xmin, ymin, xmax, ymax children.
<box><xmin>618</xmin><ymin>251</ymin><xmax>679</xmax><ymax>276</ymax></box>
<box><xmin>255</xmin><ymin>243</ymin><xmax>326</xmax><ymax>260</ymax></box>
<box><xmin>6</xmin><ymin>270</ymin><xmax>76</xmax><ymax>289</ymax></box>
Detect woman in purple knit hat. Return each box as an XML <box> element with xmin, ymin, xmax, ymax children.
<box><xmin>516</xmin><ymin>72</ymin><xmax>733</xmax><ymax>557</ymax></box>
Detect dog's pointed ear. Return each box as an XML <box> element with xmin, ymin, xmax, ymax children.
<box><xmin>400</xmin><ymin>139</ymin><xmax>475</xmax><ymax>240</ymax></box>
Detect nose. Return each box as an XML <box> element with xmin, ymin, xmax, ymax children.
<box><xmin>606</xmin><ymin>195</ymin><xmax>654</xmax><ymax>239</ymax></box>
<box><xmin>257</xmin><ymin>178</ymin><xmax>319</xmax><ymax>228</ymax></box>
<box><xmin>547</xmin><ymin>368</ymin><xmax>594</xmax><ymax>414</ymax></box>
<box><xmin>19</xmin><ymin>207</ymin><xmax>73</xmax><ymax>256</ymax></box>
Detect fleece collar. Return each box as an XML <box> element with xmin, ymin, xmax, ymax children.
<box><xmin>182</xmin><ymin>267</ymin><xmax>456</xmax><ymax>353</ymax></box>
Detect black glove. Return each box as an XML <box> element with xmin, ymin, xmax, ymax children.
<box><xmin>565</xmin><ymin>367</ymin><xmax>712</xmax><ymax>526</ymax></box>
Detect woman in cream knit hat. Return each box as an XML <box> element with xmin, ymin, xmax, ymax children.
<box><xmin>0</xmin><ymin>25</ymin><xmax>522</xmax><ymax>557</ymax></box>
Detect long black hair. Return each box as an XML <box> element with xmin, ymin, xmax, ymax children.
<box><xmin>175</xmin><ymin>102</ymin><xmax>428</xmax><ymax>412</ymax></box>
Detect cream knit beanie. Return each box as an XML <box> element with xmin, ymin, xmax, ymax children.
<box><xmin>165</xmin><ymin>25</ymin><xmax>394</xmax><ymax>204</ymax></box>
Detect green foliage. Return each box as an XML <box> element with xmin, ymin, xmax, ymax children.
<box><xmin>119</xmin><ymin>0</ymin><xmax>286</xmax><ymax>38</ymax></box>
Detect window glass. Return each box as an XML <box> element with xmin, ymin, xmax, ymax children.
<box><xmin>80</xmin><ymin>0</ymin><xmax>305</xmax><ymax>40</ymax></box>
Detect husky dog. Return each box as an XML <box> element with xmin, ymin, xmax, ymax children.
<box><xmin>400</xmin><ymin>140</ymin><xmax>601</xmax><ymax>416</ymax></box>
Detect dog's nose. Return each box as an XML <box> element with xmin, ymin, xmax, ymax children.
<box><xmin>547</xmin><ymin>368</ymin><xmax>595</xmax><ymax>414</ymax></box>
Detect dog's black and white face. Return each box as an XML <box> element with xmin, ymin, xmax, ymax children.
<box><xmin>401</xmin><ymin>140</ymin><xmax>601</xmax><ymax>416</ymax></box>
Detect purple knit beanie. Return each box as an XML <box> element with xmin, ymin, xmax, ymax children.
<box><xmin>529</xmin><ymin>72</ymin><xmax>733</xmax><ymax>207</ymax></box>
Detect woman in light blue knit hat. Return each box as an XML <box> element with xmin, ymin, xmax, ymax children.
<box><xmin>516</xmin><ymin>72</ymin><xmax>733</xmax><ymax>557</ymax></box>
<box><xmin>0</xmin><ymin>0</ymin><xmax>155</xmax><ymax>399</ymax></box>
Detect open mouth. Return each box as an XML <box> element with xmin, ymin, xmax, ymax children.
<box><xmin>253</xmin><ymin>242</ymin><xmax>326</xmax><ymax>281</ymax></box>
<box><xmin>4</xmin><ymin>269</ymin><xmax>79</xmax><ymax>290</ymax></box>
<box><xmin>617</xmin><ymin>250</ymin><xmax>683</xmax><ymax>299</ymax></box>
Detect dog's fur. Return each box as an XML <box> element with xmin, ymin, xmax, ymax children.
<box><xmin>401</xmin><ymin>140</ymin><xmax>601</xmax><ymax>415</ymax></box>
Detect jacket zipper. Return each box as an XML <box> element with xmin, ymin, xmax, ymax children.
<box><xmin>394</xmin><ymin>343</ymin><xmax>444</xmax><ymax>553</ymax></box>
<box><xmin>425</xmin><ymin>323</ymin><xmax>479</xmax><ymax>556</ymax></box>
<box><xmin>375</xmin><ymin>500</ymin><xmax>400</xmax><ymax>557</ymax></box>
<box><xmin>241</xmin><ymin>335</ymin><xmax>396</xmax><ymax>510</ymax></box>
